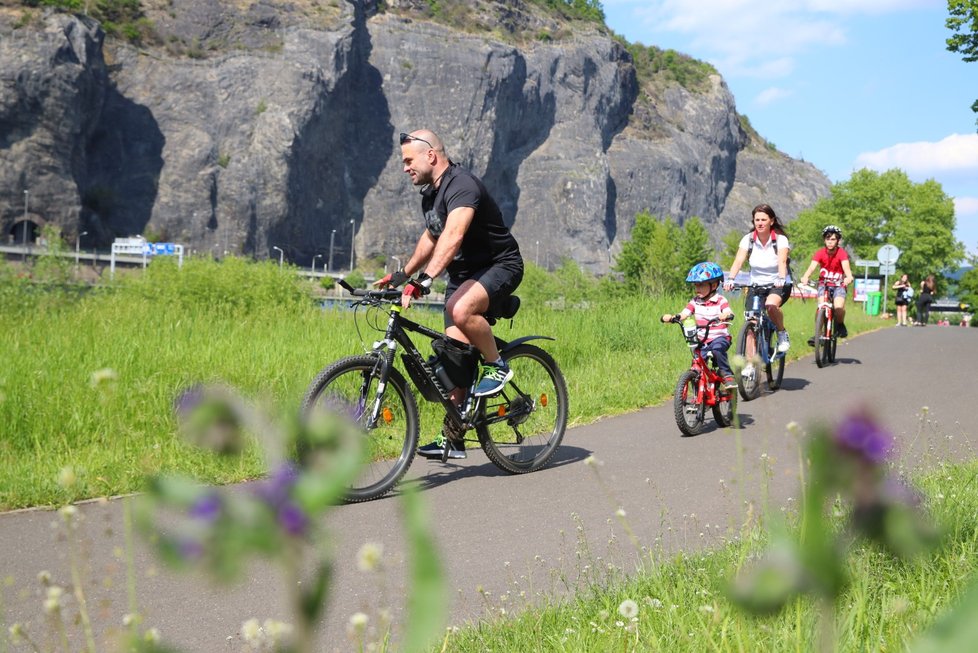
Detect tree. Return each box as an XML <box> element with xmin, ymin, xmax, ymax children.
<box><xmin>946</xmin><ymin>0</ymin><xmax>978</xmax><ymax>126</ymax></box>
<box><xmin>957</xmin><ymin>253</ymin><xmax>978</xmax><ymax>312</ymax></box>
<box><xmin>614</xmin><ymin>212</ymin><xmax>715</xmax><ymax>295</ymax></box>
<box><xmin>789</xmin><ymin>168</ymin><xmax>964</xmax><ymax>279</ymax></box>
<box><xmin>676</xmin><ymin>217</ymin><xmax>714</xmax><ymax>274</ymax></box>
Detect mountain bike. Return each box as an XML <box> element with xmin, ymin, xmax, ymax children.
<box><xmin>661</xmin><ymin>315</ymin><xmax>737</xmax><ymax>436</ymax></box>
<box><xmin>732</xmin><ymin>283</ymin><xmax>786</xmax><ymax>401</ymax></box>
<box><xmin>803</xmin><ymin>281</ymin><xmax>840</xmax><ymax>368</ymax></box>
<box><xmin>301</xmin><ymin>280</ymin><xmax>568</xmax><ymax>502</ymax></box>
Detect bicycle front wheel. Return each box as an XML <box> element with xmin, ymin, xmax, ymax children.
<box><xmin>477</xmin><ymin>344</ymin><xmax>568</xmax><ymax>474</ymax></box>
<box><xmin>302</xmin><ymin>355</ymin><xmax>419</xmax><ymax>502</ymax></box>
<box><xmin>765</xmin><ymin>323</ymin><xmax>785</xmax><ymax>391</ymax></box>
<box><xmin>736</xmin><ymin>321</ymin><xmax>762</xmax><ymax>401</ymax></box>
<box><xmin>711</xmin><ymin>378</ymin><xmax>737</xmax><ymax>427</ymax></box>
<box><xmin>814</xmin><ymin>311</ymin><xmax>828</xmax><ymax>368</ymax></box>
<box><xmin>673</xmin><ymin>370</ymin><xmax>705</xmax><ymax>436</ymax></box>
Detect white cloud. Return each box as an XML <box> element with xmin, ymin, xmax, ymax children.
<box><xmin>612</xmin><ymin>0</ymin><xmax>929</xmax><ymax>78</ymax></box>
<box><xmin>955</xmin><ymin>197</ymin><xmax>978</xmax><ymax>217</ymax></box>
<box><xmin>853</xmin><ymin>133</ymin><xmax>978</xmax><ymax>178</ymax></box>
<box><xmin>754</xmin><ymin>87</ymin><xmax>792</xmax><ymax>106</ymax></box>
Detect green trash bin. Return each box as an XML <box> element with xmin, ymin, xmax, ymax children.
<box><xmin>866</xmin><ymin>291</ymin><xmax>881</xmax><ymax>316</ymax></box>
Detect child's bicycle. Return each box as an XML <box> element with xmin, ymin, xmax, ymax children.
<box><xmin>732</xmin><ymin>283</ymin><xmax>786</xmax><ymax>401</ymax></box>
<box><xmin>661</xmin><ymin>315</ymin><xmax>737</xmax><ymax>436</ymax></box>
<box><xmin>301</xmin><ymin>279</ymin><xmax>569</xmax><ymax>502</ymax></box>
<box><xmin>802</xmin><ymin>281</ymin><xmax>841</xmax><ymax>368</ymax></box>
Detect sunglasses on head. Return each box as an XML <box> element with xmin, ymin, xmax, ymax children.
<box><xmin>399</xmin><ymin>132</ymin><xmax>433</xmax><ymax>149</ymax></box>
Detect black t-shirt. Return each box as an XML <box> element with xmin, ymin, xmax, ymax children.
<box><xmin>420</xmin><ymin>163</ymin><xmax>520</xmax><ymax>274</ymax></box>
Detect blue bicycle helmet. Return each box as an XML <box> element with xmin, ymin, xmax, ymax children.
<box><xmin>686</xmin><ymin>261</ymin><xmax>724</xmax><ymax>284</ymax></box>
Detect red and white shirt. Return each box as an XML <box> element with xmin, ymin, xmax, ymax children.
<box><xmin>811</xmin><ymin>246</ymin><xmax>850</xmax><ymax>287</ymax></box>
<box><xmin>684</xmin><ymin>293</ymin><xmax>732</xmax><ymax>343</ymax></box>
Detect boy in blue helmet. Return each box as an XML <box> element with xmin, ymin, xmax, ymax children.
<box><xmin>662</xmin><ymin>262</ymin><xmax>737</xmax><ymax>390</ymax></box>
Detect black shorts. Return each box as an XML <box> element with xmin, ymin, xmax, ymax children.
<box><xmin>746</xmin><ymin>283</ymin><xmax>792</xmax><ymax>309</ymax></box>
<box><xmin>445</xmin><ymin>258</ymin><xmax>524</xmax><ymax>326</ymax></box>
<box><xmin>894</xmin><ymin>299</ymin><xmax>908</xmax><ymax>307</ymax></box>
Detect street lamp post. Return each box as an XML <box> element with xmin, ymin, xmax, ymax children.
<box><xmin>328</xmin><ymin>229</ymin><xmax>336</xmax><ymax>272</ymax></box>
<box><xmin>535</xmin><ymin>240</ymin><xmax>539</xmax><ymax>266</ymax></box>
<box><xmin>75</xmin><ymin>231</ymin><xmax>88</xmax><ymax>265</ymax></box>
<box><xmin>311</xmin><ymin>254</ymin><xmax>323</xmax><ymax>273</ymax></box>
<box><xmin>22</xmin><ymin>190</ymin><xmax>28</xmax><ymax>260</ymax></box>
<box><xmin>272</xmin><ymin>246</ymin><xmax>284</xmax><ymax>268</ymax></box>
<box><xmin>349</xmin><ymin>219</ymin><xmax>355</xmax><ymax>272</ymax></box>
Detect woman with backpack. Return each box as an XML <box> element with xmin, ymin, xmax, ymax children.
<box><xmin>892</xmin><ymin>274</ymin><xmax>912</xmax><ymax>326</ymax></box>
<box><xmin>724</xmin><ymin>203</ymin><xmax>793</xmax><ymax>353</ymax></box>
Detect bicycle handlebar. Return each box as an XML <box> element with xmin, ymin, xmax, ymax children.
<box><xmin>339</xmin><ymin>278</ymin><xmax>402</xmax><ymax>301</ymax></box>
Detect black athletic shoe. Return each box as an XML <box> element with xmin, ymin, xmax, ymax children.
<box><xmin>417</xmin><ymin>437</ymin><xmax>466</xmax><ymax>460</ymax></box>
<box><xmin>836</xmin><ymin>323</ymin><xmax>848</xmax><ymax>338</ymax></box>
<box><xmin>807</xmin><ymin>336</ymin><xmax>816</xmax><ymax>347</ymax></box>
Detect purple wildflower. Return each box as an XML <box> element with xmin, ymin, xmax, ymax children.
<box><xmin>173</xmin><ymin>385</ymin><xmax>205</xmax><ymax>419</ymax></box>
<box><xmin>252</xmin><ymin>463</ymin><xmax>309</xmax><ymax>537</ymax></box>
<box><xmin>834</xmin><ymin>411</ymin><xmax>894</xmax><ymax>465</ymax></box>
<box><xmin>177</xmin><ymin>537</ymin><xmax>205</xmax><ymax>561</ymax></box>
<box><xmin>253</xmin><ymin>463</ymin><xmax>299</xmax><ymax>506</ymax></box>
<box><xmin>188</xmin><ymin>492</ymin><xmax>222</xmax><ymax>522</ymax></box>
<box><xmin>277</xmin><ymin>501</ymin><xmax>309</xmax><ymax>536</ymax></box>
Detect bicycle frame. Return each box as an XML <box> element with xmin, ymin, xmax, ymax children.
<box><xmin>344</xmin><ymin>282</ymin><xmax>554</xmax><ymax>437</ymax></box>
<box><xmin>814</xmin><ymin>281</ymin><xmax>844</xmax><ymax>342</ymax></box>
<box><xmin>682</xmin><ymin>323</ymin><xmax>728</xmax><ymax>410</ymax></box>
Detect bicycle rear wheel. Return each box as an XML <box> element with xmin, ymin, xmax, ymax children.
<box><xmin>814</xmin><ymin>311</ymin><xmax>828</xmax><ymax>368</ymax></box>
<box><xmin>302</xmin><ymin>355</ymin><xmax>419</xmax><ymax>502</ymax></box>
<box><xmin>765</xmin><ymin>322</ymin><xmax>785</xmax><ymax>391</ymax></box>
<box><xmin>477</xmin><ymin>344</ymin><xmax>568</xmax><ymax>474</ymax></box>
<box><xmin>736</xmin><ymin>321</ymin><xmax>762</xmax><ymax>401</ymax></box>
<box><xmin>673</xmin><ymin>370</ymin><xmax>706</xmax><ymax>436</ymax></box>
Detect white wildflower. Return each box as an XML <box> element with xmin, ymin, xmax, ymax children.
<box><xmin>349</xmin><ymin>612</ymin><xmax>369</xmax><ymax>633</ymax></box>
<box><xmin>240</xmin><ymin>618</ymin><xmax>263</xmax><ymax>644</ymax></box>
<box><xmin>356</xmin><ymin>542</ymin><xmax>384</xmax><ymax>573</ymax></box>
<box><xmin>618</xmin><ymin>599</ymin><xmax>639</xmax><ymax>619</ymax></box>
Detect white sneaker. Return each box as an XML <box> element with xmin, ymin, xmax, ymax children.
<box><xmin>777</xmin><ymin>331</ymin><xmax>791</xmax><ymax>353</ymax></box>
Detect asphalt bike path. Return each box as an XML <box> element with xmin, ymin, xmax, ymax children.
<box><xmin>2</xmin><ymin>326</ymin><xmax>975</xmax><ymax>651</ymax></box>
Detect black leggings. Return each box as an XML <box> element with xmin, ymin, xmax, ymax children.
<box><xmin>916</xmin><ymin>293</ymin><xmax>933</xmax><ymax>324</ymax></box>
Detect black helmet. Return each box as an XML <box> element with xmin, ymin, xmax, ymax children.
<box><xmin>822</xmin><ymin>225</ymin><xmax>842</xmax><ymax>239</ymax></box>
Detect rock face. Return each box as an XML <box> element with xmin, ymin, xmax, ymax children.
<box><xmin>0</xmin><ymin>3</ymin><xmax>830</xmax><ymax>273</ymax></box>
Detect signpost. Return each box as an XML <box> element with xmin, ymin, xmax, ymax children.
<box><xmin>110</xmin><ymin>237</ymin><xmax>184</xmax><ymax>277</ymax></box>
<box><xmin>875</xmin><ymin>245</ymin><xmax>901</xmax><ymax>315</ymax></box>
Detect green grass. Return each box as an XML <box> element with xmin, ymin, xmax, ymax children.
<box><xmin>440</xmin><ymin>460</ymin><xmax>978</xmax><ymax>652</ymax></box>
<box><xmin>0</xmin><ymin>257</ymin><xmax>880</xmax><ymax>510</ymax></box>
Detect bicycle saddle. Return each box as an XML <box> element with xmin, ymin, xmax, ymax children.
<box><xmin>486</xmin><ymin>294</ymin><xmax>520</xmax><ymax>324</ymax></box>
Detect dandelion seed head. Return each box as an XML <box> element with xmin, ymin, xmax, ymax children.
<box><xmin>144</xmin><ymin>628</ymin><xmax>161</xmax><ymax>644</ymax></box>
<box><xmin>618</xmin><ymin>599</ymin><xmax>639</xmax><ymax>619</ymax></box>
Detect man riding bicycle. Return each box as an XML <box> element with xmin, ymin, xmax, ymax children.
<box><xmin>376</xmin><ymin>129</ymin><xmax>524</xmax><ymax>459</ymax></box>
<box><xmin>799</xmin><ymin>225</ymin><xmax>855</xmax><ymax>345</ymax></box>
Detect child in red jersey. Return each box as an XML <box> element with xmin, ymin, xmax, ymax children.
<box><xmin>799</xmin><ymin>225</ymin><xmax>855</xmax><ymax>344</ymax></box>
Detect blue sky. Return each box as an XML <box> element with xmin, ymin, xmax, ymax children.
<box><xmin>602</xmin><ymin>0</ymin><xmax>978</xmax><ymax>257</ymax></box>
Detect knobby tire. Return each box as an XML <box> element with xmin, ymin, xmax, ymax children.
<box><xmin>736</xmin><ymin>321</ymin><xmax>762</xmax><ymax>401</ymax></box>
<box><xmin>477</xmin><ymin>344</ymin><xmax>568</xmax><ymax>474</ymax></box>
<box><xmin>673</xmin><ymin>369</ymin><xmax>705</xmax><ymax>436</ymax></box>
<box><xmin>301</xmin><ymin>355</ymin><xmax>419</xmax><ymax>502</ymax></box>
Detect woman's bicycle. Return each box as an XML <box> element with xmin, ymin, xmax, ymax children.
<box><xmin>661</xmin><ymin>315</ymin><xmax>737</xmax><ymax>436</ymax></box>
<box><xmin>301</xmin><ymin>280</ymin><xmax>568</xmax><ymax>502</ymax></box>
<box><xmin>803</xmin><ymin>281</ymin><xmax>840</xmax><ymax>368</ymax></box>
<box><xmin>732</xmin><ymin>283</ymin><xmax>786</xmax><ymax>401</ymax></box>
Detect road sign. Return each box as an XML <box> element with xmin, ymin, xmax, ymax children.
<box><xmin>876</xmin><ymin>244</ymin><xmax>900</xmax><ymax>264</ymax></box>
<box><xmin>854</xmin><ymin>259</ymin><xmax>880</xmax><ymax>268</ymax></box>
<box><xmin>880</xmin><ymin>263</ymin><xmax>896</xmax><ymax>275</ymax></box>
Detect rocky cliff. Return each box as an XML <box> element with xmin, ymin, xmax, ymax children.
<box><xmin>0</xmin><ymin>1</ymin><xmax>830</xmax><ymax>273</ymax></box>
